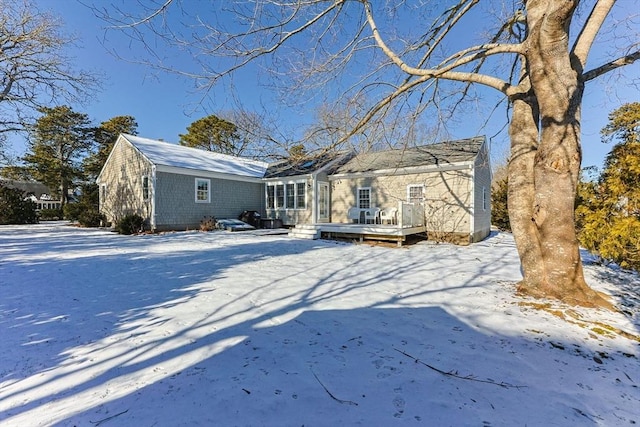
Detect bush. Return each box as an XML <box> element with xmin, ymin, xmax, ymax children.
<box><xmin>115</xmin><ymin>214</ymin><xmax>145</xmax><ymax>235</ymax></box>
<box><xmin>78</xmin><ymin>209</ymin><xmax>106</xmax><ymax>228</ymax></box>
<box><xmin>200</xmin><ymin>216</ymin><xmax>217</xmax><ymax>232</ymax></box>
<box><xmin>38</xmin><ymin>208</ymin><xmax>63</xmax><ymax>221</ymax></box>
<box><xmin>63</xmin><ymin>203</ymin><xmax>83</xmax><ymax>221</ymax></box>
<box><xmin>0</xmin><ymin>183</ymin><xmax>38</xmax><ymax>224</ymax></box>
<box><xmin>491</xmin><ymin>176</ymin><xmax>511</xmax><ymax>231</ymax></box>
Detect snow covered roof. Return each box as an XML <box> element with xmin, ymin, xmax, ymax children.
<box><xmin>122</xmin><ymin>134</ymin><xmax>268</xmax><ymax>179</ymax></box>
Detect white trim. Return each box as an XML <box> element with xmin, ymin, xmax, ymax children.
<box><xmin>265</xmin><ymin>179</ymin><xmax>308</xmax><ymax>210</ymax></box>
<box><xmin>150</xmin><ymin>165</ymin><xmax>157</xmax><ymax>230</ymax></box>
<box><xmin>357</xmin><ymin>187</ymin><xmax>372</xmax><ymax>209</ymax></box>
<box><xmin>195</xmin><ymin>178</ymin><xmax>211</xmax><ymax>203</ymax></box>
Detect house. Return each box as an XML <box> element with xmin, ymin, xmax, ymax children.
<box><xmin>0</xmin><ymin>179</ymin><xmax>62</xmax><ymax>210</ymax></box>
<box><xmin>96</xmin><ymin>134</ymin><xmax>268</xmax><ymax>231</ymax></box>
<box><xmin>325</xmin><ymin>136</ymin><xmax>491</xmax><ymax>244</ymax></box>
<box><xmin>97</xmin><ymin>134</ymin><xmax>490</xmax><ymax>244</ymax></box>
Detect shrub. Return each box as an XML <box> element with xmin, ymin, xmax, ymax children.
<box><xmin>38</xmin><ymin>208</ymin><xmax>63</xmax><ymax>221</ymax></box>
<box><xmin>491</xmin><ymin>176</ymin><xmax>511</xmax><ymax>231</ymax></box>
<box><xmin>78</xmin><ymin>209</ymin><xmax>106</xmax><ymax>228</ymax></box>
<box><xmin>115</xmin><ymin>214</ymin><xmax>145</xmax><ymax>235</ymax></box>
<box><xmin>0</xmin><ymin>183</ymin><xmax>38</xmax><ymax>224</ymax></box>
<box><xmin>63</xmin><ymin>203</ymin><xmax>83</xmax><ymax>221</ymax></box>
<box><xmin>200</xmin><ymin>216</ymin><xmax>217</xmax><ymax>232</ymax></box>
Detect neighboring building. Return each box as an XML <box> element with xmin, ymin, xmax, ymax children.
<box><xmin>0</xmin><ymin>179</ymin><xmax>62</xmax><ymax>210</ymax></box>
<box><xmin>97</xmin><ymin>134</ymin><xmax>491</xmax><ymax>244</ymax></box>
<box><xmin>96</xmin><ymin>134</ymin><xmax>268</xmax><ymax>231</ymax></box>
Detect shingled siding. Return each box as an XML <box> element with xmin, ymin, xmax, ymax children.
<box><xmin>97</xmin><ymin>139</ymin><xmax>153</xmax><ymax>226</ymax></box>
<box><xmin>472</xmin><ymin>146</ymin><xmax>492</xmax><ymax>242</ymax></box>
<box><xmin>331</xmin><ymin>168</ymin><xmax>473</xmax><ymax>235</ymax></box>
<box><xmin>154</xmin><ymin>172</ymin><xmax>264</xmax><ymax>230</ymax></box>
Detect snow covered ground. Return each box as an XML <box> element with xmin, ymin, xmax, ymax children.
<box><xmin>0</xmin><ymin>222</ymin><xmax>638</xmax><ymax>426</ymax></box>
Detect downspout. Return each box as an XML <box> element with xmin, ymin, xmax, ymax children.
<box><xmin>151</xmin><ymin>165</ymin><xmax>157</xmax><ymax>231</ymax></box>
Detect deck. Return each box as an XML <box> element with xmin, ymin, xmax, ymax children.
<box><xmin>289</xmin><ymin>222</ymin><xmax>427</xmax><ymax>246</ymax></box>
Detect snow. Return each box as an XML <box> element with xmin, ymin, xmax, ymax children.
<box><xmin>0</xmin><ymin>223</ymin><xmax>638</xmax><ymax>426</ymax></box>
<box><xmin>123</xmin><ymin>134</ymin><xmax>268</xmax><ymax>178</ymax></box>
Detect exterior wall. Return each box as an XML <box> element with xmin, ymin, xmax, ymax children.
<box><xmin>264</xmin><ymin>176</ymin><xmax>313</xmax><ymax>226</ymax></box>
<box><xmin>97</xmin><ymin>139</ymin><xmax>153</xmax><ymax>227</ymax></box>
<box><xmin>331</xmin><ymin>167</ymin><xmax>473</xmax><ymax>237</ymax></box>
<box><xmin>472</xmin><ymin>144</ymin><xmax>492</xmax><ymax>242</ymax></box>
<box><xmin>154</xmin><ymin>172</ymin><xmax>264</xmax><ymax>231</ymax></box>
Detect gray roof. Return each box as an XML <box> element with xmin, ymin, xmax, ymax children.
<box><xmin>123</xmin><ymin>134</ymin><xmax>268</xmax><ymax>179</ymax></box>
<box><xmin>0</xmin><ymin>179</ymin><xmax>52</xmax><ymax>199</ymax></box>
<box><xmin>333</xmin><ymin>136</ymin><xmax>485</xmax><ymax>174</ymax></box>
<box><xmin>264</xmin><ymin>151</ymin><xmax>354</xmax><ymax>179</ymax></box>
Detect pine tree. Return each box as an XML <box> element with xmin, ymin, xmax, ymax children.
<box><xmin>22</xmin><ymin>106</ymin><xmax>94</xmax><ymax>205</ymax></box>
<box><xmin>179</xmin><ymin>115</ymin><xmax>243</xmax><ymax>155</ymax></box>
<box><xmin>577</xmin><ymin>103</ymin><xmax>640</xmax><ymax>270</ymax></box>
<box><xmin>84</xmin><ymin>116</ymin><xmax>138</xmax><ymax>179</ymax></box>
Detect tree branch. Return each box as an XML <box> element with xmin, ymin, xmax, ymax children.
<box><xmin>583</xmin><ymin>50</ymin><xmax>640</xmax><ymax>81</ymax></box>
<box><xmin>572</xmin><ymin>0</ymin><xmax>616</xmax><ymax>69</ymax></box>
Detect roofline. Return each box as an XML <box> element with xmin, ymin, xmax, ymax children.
<box><xmin>328</xmin><ymin>160</ymin><xmax>473</xmax><ymax>180</ymax></box>
<box><xmin>96</xmin><ymin>134</ymin><xmax>132</xmax><ymax>183</ymax></box>
<box><xmin>156</xmin><ymin>164</ymin><xmax>264</xmax><ymax>183</ymax></box>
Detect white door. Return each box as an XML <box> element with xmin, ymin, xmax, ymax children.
<box><xmin>318</xmin><ymin>182</ymin><xmax>330</xmax><ymax>222</ymax></box>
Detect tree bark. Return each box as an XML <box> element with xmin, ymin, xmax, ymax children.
<box><xmin>509</xmin><ymin>0</ymin><xmax>610</xmax><ymax>307</ymax></box>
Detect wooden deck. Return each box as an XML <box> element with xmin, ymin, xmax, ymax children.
<box><xmin>289</xmin><ymin>222</ymin><xmax>427</xmax><ymax>246</ymax></box>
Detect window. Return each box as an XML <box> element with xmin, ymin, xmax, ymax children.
<box><xmin>100</xmin><ymin>184</ymin><xmax>106</xmax><ymax>203</ymax></box>
<box><xmin>195</xmin><ymin>178</ymin><xmax>210</xmax><ymax>203</ymax></box>
<box><xmin>266</xmin><ymin>185</ymin><xmax>275</xmax><ymax>209</ymax></box>
<box><xmin>358</xmin><ymin>187</ymin><xmax>371</xmax><ymax>209</ymax></box>
<box><xmin>296</xmin><ymin>182</ymin><xmax>306</xmax><ymax>209</ymax></box>
<box><xmin>276</xmin><ymin>184</ymin><xmax>285</xmax><ymax>208</ymax></box>
<box><xmin>142</xmin><ymin>176</ymin><xmax>149</xmax><ymax>200</ymax></box>
<box><xmin>266</xmin><ymin>181</ymin><xmax>307</xmax><ymax>209</ymax></box>
<box><xmin>407</xmin><ymin>185</ymin><xmax>425</xmax><ymax>204</ymax></box>
<box><xmin>286</xmin><ymin>183</ymin><xmax>295</xmax><ymax>208</ymax></box>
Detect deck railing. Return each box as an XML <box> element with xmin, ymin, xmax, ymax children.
<box><xmin>397</xmin><ymin>202</ymin><xmax>424</xmax><ymax>228</ymax></box>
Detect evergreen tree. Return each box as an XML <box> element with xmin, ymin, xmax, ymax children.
<box><xmin>22</xmin><ymin>106</ymin><xmax>94</xmax><ymax>205</ymax></box>
<box><xmin>577</xmin><ymin>103</ymin><xmax>640</xmax><ymax>270</ymax></box>
<box><xmin>491</xmin><ymin>176</ymin><xmax>510</xmax><ymax>232</ymax></box>
<box><xmin>179</xmin><ymin>115</ymin><xmax>244</xmax><ymax>156</ymax></box>
<box><xmin>0</xmin><ymin>182</ymin><xmax>37</xmax><ymax>224</ymax></box>
<box><xmin>84</xmin><ymin>115</ymin><xmax>138</xmax><ymax>179</ymax></box>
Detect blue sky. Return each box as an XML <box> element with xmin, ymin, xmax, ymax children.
<box><xmin>9</xmin><ymin>0</ymin><xmax>640</xmax><ymax>171</ymax></box>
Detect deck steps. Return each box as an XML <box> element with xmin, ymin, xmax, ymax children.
<box><xmin>288</xmin><ymin>224</ymin><xmax>321</xmax><ymax>240</ymax></box>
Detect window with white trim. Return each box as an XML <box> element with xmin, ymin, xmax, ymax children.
<box><xmin>407</xmin><ymin>184</ymin><xmax>425</xmax><ymax>204</ymax></box>
<box><xmin>195</xmin><ymin>178</ymin><xmax>210</xmax><ymax>203</ymax></box>
<box><xmin>296</xmin><ymin>182</ymin><xmax>306</xmax><ymax>209</ymax></box>
<box><xmin>357</xmin><ymin>187</ymin><xmax>371</xmax><ymax>209</ymax></box>
<box><xmin>142</xmin><ymin>176</ymin><xmax>149</xmax><ymax>200</ymax></box>
<box><xmin>266</xmin><ymin>181</ymin><xmax>307</xmax><ymax>209</ymax></box>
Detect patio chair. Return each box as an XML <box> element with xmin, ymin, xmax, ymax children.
<box><xmin>347</xmin><ymin>207</ymin><xmax>361</xmax><ymax>223</ymax></box>
<box><xmin>380</xmin><ymin>207</ymin><xmax>398</xmax><ymax>225</ymax></box>
<box><xmin>364</xmin><ymin>208</ymin><xmax>380</xmax><ymax>224</ymax></box>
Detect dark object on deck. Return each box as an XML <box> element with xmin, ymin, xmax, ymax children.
<box><xmin>239</xmin><ymin>210</ymin><xmax>261</xmax><ymax>228</ymax></box>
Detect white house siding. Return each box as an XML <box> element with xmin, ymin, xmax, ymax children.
<box><xmin>97</xmin><ymin>139</ymin><xmax>153</xmax><ymax>227</ymax></box>
<box><xmin>153</xmin><ymin>172</ymin><xmax>264</xmax><ymax>231</ymax></box>
<box><xmin>331</xmin><ymin>168</ymin><xmax>474</xmax><ymax>239</ymax></box>
<box><xmin>472</xmin><ymin>144</ymin><xmax>492</xmax><ymax>242</ymax></box>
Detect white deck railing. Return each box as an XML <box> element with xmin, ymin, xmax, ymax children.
<box><xmin>397</xmin><ymin>202</ymin><xmax>424</xmax><ymax>228</ymax></box>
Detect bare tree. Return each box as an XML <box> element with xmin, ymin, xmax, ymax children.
<box><xmin>0</xmin><ymin>0</ymin><xmax>100</xmax><ymax>139</ymax></box>
<box><xmin>98</xmin><ymin>1</ymin><xmax>640</xmax><ymax>307</ymax></box>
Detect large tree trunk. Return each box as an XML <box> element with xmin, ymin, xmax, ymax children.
<box><xmin>508</xmin><ymin>0</ymin><xmax>610</xmax><ymax>308</ymax></box>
